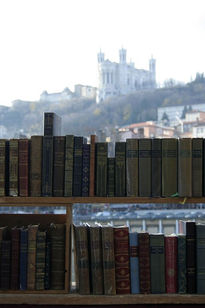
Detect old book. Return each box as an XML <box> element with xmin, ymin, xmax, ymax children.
<box><xmin>36</xmin><ymin>230</ymin><xmax>46</xmax><ymax>290</ymax></box>
<box><xmin>9</xmin><ymin>139</ymin><xmax>18</xmax><ymax>196</ymax></box>
<box><xmin>151</xmin><ymin>139</ymin><xmax>162</xmax><ymax>197</ymax></box>
<box><xmin>162</xmin><ymin>138</ymin><xmax>178</xmax><ymax>197</ymax></box>
<box><xmin>53</xmin><ymin>136</ymin><xmax>65</xmax><ymax>196</ymax></box>
<box><xmin>192</xmin><ymin>138</ymin><xmax>203</xmax><ymax>197</ymax></box>
<box><xmin>165</xmin><ymin>235</ymin><xmax>177</xmax><ymax>293</ymax></box>
<box><xmin>44</xmin><ymin>112</ymin><xmax>61</xmax><ymax>136</ymax></box>
<box><xmin>42</xmin><ymin>136</ymin><xmax>53</xmax><ymax>197</ymax></box>
<box><xmin>82</xmin><ymin>144</ymin><xmax>90</xmax><ymax>197</ymax></box>
<box><xmin>19</xmin><ymin>139</ymin><xmax>29</xmax><ymax>197</ymax></box>
<box><xmin>178</xmin><ymin>138</ymin><xmax>192</xmax><ymax>197</ymax></box>
<box><xmin>107</xmin><ymin>157</ymin><xmax>115</xmax><ymax>197</ymax></box>
<box><xmin>196</xmin><ymin>224</ymin><xmax>205</xmax><ymax>294</ymax></box>
<box><xmin>89</xmin><ymin>135</ymin><xmax>96</xmax><ymax>197</ymax></box>
<box><xmin>101</xmin><ymin>226</ymin><xmax>116</xmax><ymax>295</ymax></box>
<box><xmin>126</xmin><ymin>139</ymin><xmax>138</xmax><ymax>197</ymax></box>
<box><xmin>73</xmin><ymin>137</ymin><xmax>84</xmax><ymax>196</ymax></box>
<box><xmin>64</xmin><ymin>135</ymin><xmax>74</xmax><ymax>197</ymax></box>
<box><xmin>138</xmin><ymin>232</ymin><xmax>151</xmax><ymax>294</ymax></box>
<box><xmin>150</xmin><ymin>234</ymin><xmax>165</xmax><ymax>294</ymax></box>
<box><xmin>45</xmin><ymin>234</ymin><xmax>51</xmax><ymax>290</ymax></box>
<box><xmin>27</xmin><ymin>225</ymin><xmax>38</xmax><ymax>290</ymax></box>
<box><xmin>0</xmin><ymin>139</ymin><xmax>8</xmax><ymax>196</ymax></box>
<box><xmin>1</xmin><ymin>240</ymin><xmax>11</xmax><ymax>289</ymax></box>
<box><xmin>96</xmin><ymin>142</ymin><xmax>108</xmax><ymax>197</ymax></box>
<box><xmin>20</xmin><ymin>228</ymin><xmax>28</xmax><ymax>290</ymax></box>
<box><xmin>178</xmin><ymin>234</ymin><xmax>187</xmax><ymax>294</ymax></box>
<box><xmin>139</xmin><ymin>139</ymin><xmax>151</xmax><ymax>197</ymax></box>
<box><xmin>10</xmin><ymin>227</ymin><xmax>21</xmax><ymax>290</ymax></box>
<box><xmin>129</xmin><ymin>232</ymin><xmax>139</xmax><ymax>294</ymax></box>
<box><xmin>30</xmin><ymin>136</ymin><xmax>42</xmax><ymax>197</ymax></box>
<box><xmin>74</xmin><ymin>225</ymin><xmax>90</xmax><ymax>294</ymax></box>
<box><xmin>115</xmin><ymin>142</ymin><xmax>126</xmax><ymax>197</ymax></box>
<box><xmin>89</xmin><ymin>226</ymin><xmax>103</xmax><ymax>294</ymax></box>
<box><xmin>186</xmin><ymin>221</ymin><xmax>196</xmax><ymax>293</ymax></box>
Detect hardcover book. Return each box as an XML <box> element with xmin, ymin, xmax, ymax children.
<box><xmin>89</xmin><ymin>135</ymin><xmax>96</xmax><ymax>197</ymax></box>
<box><xmin>44</xmin><ymin>112</ymin><xmax>61</xmax><ymax>136</ymax></box>
<box><xmin>126</xmin><ymin>139</ymin><xmax>138</xmax><ymax>197</ymax></box>
<box><xmin>36</xmin><ymin>230</ymin><xmax>46</xmax><ymax>290</ymax></box>
<box><xmin>27</xmin><ymin>225</ymin><xmax>38</xmax><ymax>290</ymax></box>
<box><xmin>53</xmin><ymin>136</ymin><xmax>65</xmax><ymax>196</ymax></box>
<box><xmin>42</xmin><ymin>136</ymin><xmax>53</xmax><ymax>197</ymax></box>
<box><xmin>115</xmin><ymin>142</ymin><xmax>126</xmax><ymax>197</ymax></box>
<box><xmin>165</xmin><ymin>235</ymin><xmax>177</xmax><ymax>293</ymax></box>
<box><xmin>107</xmin><ymin>157</ymin><xmax>115</xmax><ymax>197</ymax></box>
<box><xmin>30</xmin><ymin>136</ymin><xmax>42</xmax><ymax>197</ymax></box>
<box><xmin>64</xmin><ymin>135</ymin><xmax>74</xmax><ymax>197</ymax></box>
<box><xmin>129</xmin><ymin>232</ymin><xmax>140</xmax><ymax>294</ymax></box>
<box><xmin>9</xmin><ymin>139</ymin><xmax>19</xmax><ymax>196</ymax></box>
<box><xmin>73</xmin><ymin>137</ymin><xmax>85</xmax><ymax>196</ymax></box>
<box><xmin>82</xmin><ymin>144</ymin><xmax>90</xmax><ymax>197</ymax></box>
<box><xmin>11</xmin><ymin>227</ymin><xmax>21</xmax><ymax>290</ymax></box>
<box><xmin>139</xmin><ymin>139</ymin><xmax>151</xmax><ymax>197</ymax></box>
<box><xmin>20</xmin><ymin>228</ymin><xmax>28</xmax><ymax>290</ymax></box>
<box><xmin>178</xmin><ymin>138</ymin><xmax>192</xmax><ymax>197</ymax></box>
<box><xmin>178</xmin><ymin>234</ymin><xmax>187</xmax><ymax>294</ymax></box>
<box><xmin>192</xmin><ymin>138</ymin><xmax>203</xmax><ymax>197</ymax></box>
<box><xmin>138</xmin><ymin>232</ymin><xmax>151</xmax><ymax>294</ymax></box>
<box><xmin>196</xmin><ymin>224</ymin><xmax>205</xmax><ymax>294</ymax></box>
<box><xmin>96</xmin><ymin>142</ymin><xmax>108</xmax><ymax>197</ymax></box>
<box><xmin>151</xmin><ymin>139</ymin><xmax>162</xmax><ymax>197</ymax></box>
<box><xmin>19</xmin><ymin>139</ymin><xmax>29</xmax><ymax>197</ymax></box>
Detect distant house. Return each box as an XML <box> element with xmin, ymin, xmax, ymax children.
<box><xmin>40</xmin><ymin>87</ymin><xmax>74</xmax><ymax>102</ymax></box>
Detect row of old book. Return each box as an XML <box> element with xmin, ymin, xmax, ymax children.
<box><xmin>74</xmin><ymin>221</ymin><xmax>205</xmax><ymax>295</ymax></box>
<box><xmin>0</xmin><ymin>224</ymin><xmax>65</xmax><ymax>290</ymax></box>
<box><xmin>0</xmin><ymin>136</ymin><xmax>204</xmax><ymax>197</ymax></box>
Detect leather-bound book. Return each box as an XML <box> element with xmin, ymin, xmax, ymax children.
<box><xmin>20</xmin><ymin>228</ymin><xmax>28</xmax><ymax>290</ymax></box>
<box><xmin>196</xmin><ymin>224</ymin><xmax>205</xmax><ymax>294</ymax></box>
<box><xmin>9</xmin><ymin>139</ymin><xmax>19</xmax><ymax>196</ymax></box>
<box><xmin>45</xmin><ymin>234</ymin><xmax>51</xmax><ymax>290</ymax></box>
<box><xmin>101</xmin><ymin>226</ymin><xmax>116</xmax><ymax>295</ymax></box>
<box><xmin>165</xmin><ymin>235</ymin><xmax>177</xmax><ymax>293</ymax></box>
<box><xmin>107</xmin><ymin>157</ymin><xmax>115</xmax><ymax>197</ymax></box>
<box><xmin>64</xmin><ymin>135</ymin><xmax>74</xmax><ymax>197</ymax></box>
<box><xmin>178</xmin><ymin>234</ymin><xmax>186</xmax><ymax>294</ymax></box>
<box><xmin>74</xmin><ymin>225</ymin><xmax>90</xmax><ymax>294</ymax></box>
<box><xmin>82</xmin><ymin>144</ymin><xmax>90</xmax><ymax>197</ymax></box>
<box><xmin>89</xmin><ymin>135</ymin><xmax>96</xmax><ymax>197</ymax></box>
<box><xmin>150</xmin><ymin>234</ymin><xmax>165</xmax><ymax>294</ymax></box>
<box><xmin>19</xmin><ymin>139</ymin><xmax>29</xmax><ymax>197</ymax></box>
<box><xmin>115</xmin><ymin>142</ymin><xmax>126</xmax><ymax>197</ymax></box>
<box><xmin>162</xmin><ymin>138</ymin><xmax>178</xmax><ymax>197</ymax></box>
<box><xmin>192</xmin><ymin>138</ymin><xmax>203</xmax><ymax>197</ymax></box>
<box><xmin>96</xmin><ymin>142</ymin><xmax>108</xmax><ymax>197</ymax></box>
<box><xmin>89</xmin><ymin>226</ymin><xmax>103</xmax><ymax>294</ymax></box>
<box><xmin>36</xmin><ymin>230</ymin><xmax>46</xmax><ymax>290</ymax></box>
<box><xmin>129</xmin><ymin>232</ymin><xmax>139</xmax><ymax>294</ymax></box>
<box><xmin>0</xmin><ymin>139</ymin><xmax>8</xmax><ymax>196</ymax></box>
<box><xmin>126</xmin><ymin>139</ymin><xmax>138</xmax><ymax>197</ymax></box>
<box><xmin>0</xmin><ymin>227</ymin><xmax>11</xmax><ymax>289</ymax></box>
<box><xmin>73</xmin><ymin>137</ymin><xmax>84</xmax><ymax>196</ymax></box>
<box><xmin>44</xmin><ymin>112</ymin><xmax>61</xmax><ymax>136</ymax></box>
<box><xmin>53</xmin><ymin>136</ymin><xmax>65</xmax><ymax>196</ymax></box>
<box><xmin>138</xmin><ymin>232</ymin><xmax>151</xmax><ymax>294</ymax></box>
<box><xmin>11</xmin><ymin>227</ymin><xmax>21</xmax><ymax>290</ymax></box>
<box><xmin>178</xmin><ymin>138</ymin><xmax>192</xmax><ymax>197</ymax></box>
<box><xmin>30</xmin><ymin>136</ymin><xmax>42</xmax><ymax>197</ymax></box>
<box><xmin>186</xmin><ymin>221</ymin><xmax>196</xmax><ymax>293</ymax></box>
<box><xmin>139</xmin><ymin>139</ymin><xmax>151</xmax><ymax>197</ymax></box>
<box><xmin>151</xmin><ymin>139</ymin><xmax>162</xmax><ymax>197</ymax></box>
<box><xmin>27</xmin><ymin>225</ymin><xmax>38</xmax><ymax>290</ymax></box>
<box><xmin>42</xmin><ymin>136</ymin><xmax>53</xmax><ymax>197</ymax></box>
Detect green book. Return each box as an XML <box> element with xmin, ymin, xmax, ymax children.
<box><xmin>64</xmin><ymin>135</ymin><xmax>74</xmax><ymax>197</ymax></box>
<box><xmin>178</xmin><ymin>138</ymin><xmax>192</xmax><ymax>197</ymax></box>
<box><xmin>115</xmin><ymin>142</ymin><xmax>126</xmax><ymax>197</ymax></box>
<box><xmin>196</xmin><ymin>224</ymin><xmax>205</xmax><ymax>294</ymax></box>
<box><xmin>107</xmin><ymin>157</ymin><xmax>115</xmax><ymax>197</ymax></box>
<box><xmin>192</xmin><ymin>138</ymin><xmax>203</xmax><ymax>197</ymax></box>
<box><xmin>139</xmin><ymin>139</ymin><xmax>151</xmax><ymax>197</ymax></box>
<box><xmin>96</xmin><ymin>142</ymin><xmax>108</xmax><ymax>196</ymax></box>
<box><xmin>126</xmin><ymin>139</ymin><xmax>138</xmax><ymax>197</ymax></box>
<box><xmin>178</xmin><ymin>234</ymin><xmax>187</xmax><ymax>294</ymax></box>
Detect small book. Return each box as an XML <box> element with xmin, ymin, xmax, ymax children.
<box><xmin>165</xmin><ymin>235</ymin><xmax>177</xmax><ymax>293</ymax></box>
<box><xmin>129</xmin><ymin>232</ymin><xmax>140</xmax><ymax>294</ymax></box>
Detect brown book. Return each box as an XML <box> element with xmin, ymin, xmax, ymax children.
<box><xmin>138</xmin><ymin>232</ymin><xmax>151</xmax><ymax>294</ymax></box>
<box><xmin>89</xmin><ymin>135</ymin><xmax>96</xmax><ymax>196</ymax></box>
<box><xmin>0</xmin><ymin>139</ymin><xmax>7</xmax><ymax>196</ymax></box>
<box><xmin>27</xmin><ymin>225</ymin><xmax>38</xmax><ymax>290</ymax></box>
<box><xmin>126</xmin><ymin>138</ymin><xmax>138</xmax><ymax>197</ymax></box>
<box><xmin>178</xmin><ymin>138</ymin><xmax>192</xmax><ymax>197</ymax></box>
<box><xmin>9</xmin><ymin>139</ymin><xmax>18</xmax><ymax>196</ymax></box>
<box><xmin>192</xmin><ymin>138</ymin><xmax>203</xmax><ymax>197</ymax></box>
<box><xmin>114</xmin><ymin>226</ymin><xmax>130</xmax><ymax>294</ymax></box>
<box><xmin>30</xmin><ymin>136</ymin><xmax>42</xmax><ymax>197</ymax></box>
<box><xmin>101</xmin><ymin>226</ymin><xmax>116</xmax><ymax>295</ymax></box>
<box><xmin>19</xmin><ymin>139</ymin><xmax>29</xmax><ymax>197</ymax></box>
<box><xmin>10</xmin><ymin>227</ymin><xmax>21</xmax><ymax>290</ymax></box>
<box><xmin>165</xmin><ymin>235</ymin><xmax>177</xmax><ymax>293</ymax></box>
<box><xmin>53</xmin><ymin>136</ymin><xmax>65</xmax><ymax>196</ymax></box>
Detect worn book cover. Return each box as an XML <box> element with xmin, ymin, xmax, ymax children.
<box><xmin>19</xmin><ymin>139</ymin><xmax>29</xmax><ymax>197</ymax></box>
<box><xmin>138</xmin><ymin>232</ymin><xmax>151</xmax><ymax>294</ymax></box>
<box><xmin>165</xmin><ymin>235</ymin><xmax>177</xmax><ymax>293</ymax></box>
<box><xmin>178</xmin><ymin>138</ymin><xmax>192</xmax><ymax>197</ymax></box>
<box><xmin>96</xmin><ymin>142</ymin><xmax>108</xmax><ymax>197</ymax></box>
<box><xmin>53</xmin><ymin>136</ymin><xmax>65</xmax><ymax>196</ymax></box>
<box><xmin>9</xmin><ymin>139</ymin><xmax>19</xmax><ymax>196</ymax></box>
<box><xmin>126</xmin><ymin>139</ymin><xmax>138</xmax><ymax>197</ymax></box>
<box><xmin>64</xmin><ymin>135</ymin><xmax>74</xmax><ymax>197</ymax></box>
<box><xmin>139</xmin><ymin>139</ymin><xmax>151</xmax><ymax>197</ymax></box>
<box><xmin>192</xmin><ymin>138</ymin><xmax>203</xmax><ymax>197</ymax></box>
<box><xmin>30</xmin><ymin>136</ymin><xmax>42</xmax><ymax>197</ymax></box>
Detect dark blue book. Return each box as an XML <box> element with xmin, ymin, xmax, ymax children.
<box><xmin>129</xmin><ymin>232</ymin><xmax>140</xmax><ymax>294</ymax></box>
<box><xmin>73</xmin><ymin>137</ymin><xmax>86</xmax><ymax>196</ymax></box>
<box><xmin>82</xmin><ymin>144</ymin><xmax>90</xmax><ymax>197</ymax></box>
<box><xmin>20</xmin><ymin>228</ymin><xmax>28</xmax><ymax>290</ymax></box>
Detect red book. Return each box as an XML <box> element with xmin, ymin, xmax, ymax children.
<box><xmin>165</xmin><ymin>235</ymin><xmax>178</xmax><ymax>293</ymax></box>
<box><xmin>114</xmin><ymin>226</ymin><xmax>130</xmax><ymax>294</ymax></box>
<box><xmin>19</xmin><ymin>139</ymin><xmax>29</xmax><ymax>196</ymax></box>
<box><xmin>89</xmin><ymin>135</ymin><xmax>96</xmax><ymax>197</ymax></box>
<box><xmin>138</xmin><ymin>232</ymin><xmax>151</xmax><ymax>294</ymax></box>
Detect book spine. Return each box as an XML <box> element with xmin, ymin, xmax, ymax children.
<box><xmin>19</xmin><ymin>139</ymin><xmax>29</xmax><ymax>197</ymax></box>
<box><xmin>138</xmin><ymin>232</ymin><xmax>151</xmax><ymax>294</ymax></box>
<box><xmin>20</xmin><ymin>229</ymin><xmax>28</xmax><ymax>290</ymax></box>
<box><xmin>129</xmin><ymin>232</ymin><xmax>140</xmax><ymax>294</ymax></box>
<box><xmin>165</xmin><ymin>236</ymin><xmax>177</xmax><ymax>293</ymax></box>
<box><xmin>96</xmin><ymin>142</ymin><xmax>108</xmax><ymax>197</ymax></box>
<box><xmin>82</xmin><ymin>144</ymin><xmax>90</xmax><ymax>197</ymax></box>
<box><xmin>9</xmin><ymin>139</ymin><xmax>18</xmax><ymax>196</ymax></box>
<box><xmin>53</xmin><ymin>136</ymin><xmax>65</xmax><ymax>196</ymax></box>
<box><xmin>27</xmin><ymin>225</ymin><xmax>38</xmax><ymax>290</ymax></box>
<box><xmin>1</xmin><ymin>240</ymin><xmax>11</xmax><ymax>289</ymax></box>
<box><xmin>151</xmin><ymin>138</ymin><xmax>162</xmax><ymax>197</ymax></box>
<box><xmin>178</xmin><ymin>138</ymin><xmax>192</xmax><ymax>197</ymax></box>
<box><xmin>30</xmin><ymin>136</ymin><xmax>42</xmax><ymax>197</ymax></box>
<box><xmin>44</xmin><ymin>112</ymin><xmax>54</xmax><ymax>136</ymax></box>
<box><xmin>36</xmin><ymin>231</ymin><xmax>46</xmax><ymax>290</ymax></box>
<box><xmin>196</xmin><ymin>224</ymin><xmax>205</xmax><ymax>294</ymax></box>
<box><xmin>73</xmin><ymin>137</ymin><xmax>84</xmax><ymax>196</ymax></box>
<box><xmin>126</xmin><ymin>139</ymin><xmax>138</xmax><ymax>197</ymax></box>
<box><xmin>11</xmin><ymin>228</ymin><xmax>20</xmax><ymax>290</ymax></box>
<box><xmin>115</xmin><ymin>142</ymin><xmax>126</xmax><ymax>197</ymax></box>
<box><xmin>89</xmin><ymin>135</ymin><xmax>96</xmax><ymax>197</ymax></box>
<box><xmin>45</xmin><ymin>236</ymin><xmax>51</xmax><ymax>290</ymax></box>
<box><xmin>186</xmin><ymin>221</ymin><xmax>196</xmax><ymax>293</ymax></box>
<box><xmin>42</xmin><ymin>136</ymin><xmax>53</xmax><ymax>196</ymax></box>
<box><xmin>139</xmin><ymin>139</ymin><xmax>151</xmax><ymax>197</ymax></box>
<box><xmin>178</xmin><ymin>235</ymin><xmax>187</xmax><ymax>294</ymax></box>
<box><xmin>64</xmin><ymin>135</ymin><xmax>74</xmax><ymax>197</ymax></box>
<box><xmin>0</xmin><ymin>140</ymin><xmax>6</xmax><ymax>196</ymax></box>
<box><xmin>107</xmin><ymin>157</ymin><xmax>115</xmax><ymax>197</ymax></box>
<box><xmin>192</xmin><ymin>138</ymin><xmax>203</xmax><ymax>197</ymax></box>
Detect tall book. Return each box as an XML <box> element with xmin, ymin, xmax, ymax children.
<box><xmin>9</xmin><ymin>139</ymin><xmax>18</xmax><ymax>196</ymax></box>
<box><xmin>53</xmin><ymin>136</ymin><xmax>65</xmax><ymax>196</ymax></box>
<box><xmin>73</xmin><ymin>137</ymin><xmax>84</xmax><ymax>197</ymax></box>
<box><xmin>42</xmin><ymin>136</ymin><xmax>53</xmax><ymax>197</ymax></box>
<box><xmin>0</xmin><ymin>139</ymin><xmax>8</xmax><ymax>196</ymax></box>
<box><xmin>89</xmin><ymin>135</ymin><xmax>96</xmax><ymax>197</ymax></box>
<box><xmin>44</xmin><ymin>112</ymin><xmax>61</xmax><ymax>136</ymax></box>
<box><xmin>96</xmin><ymin>142</ymin><xmax>108</xmax><ymax>197</ymax></box>
<box><xmin>186</xmin><ymin>221</ymin><xmax>196</xmax><ymax>293</ymax></box>
<box><xmin>150</xmin><ymin>234</ymin><xmax>165</xmax><ymax>294</ymax></box>
<box><xmin>19</xmin><ymin>139</ymin><xmax>29</xmax><ymax>197</ymax></box>
<box><xmin>126</xmin><ymin>139</ymin><xmax>138</xmax><ymax>197</ymax></box>
<box><xmin>107</xmin><ymin>157</ymin><xmax>115</xmax><ymax>197</ymax></box>
<box><xmin>74</xmin><ymin>225</ymin><xmax>90</xmax><ymax>294</ymax></box>
<box><xmin>30</xmin><ymin>136</ymin><xmax>42</xmax><ymax>197</ymax></box>
<box><xmin>196</xmin><ymin>224</ymin><xmax>205</xmax><ymax>294</ymax></box>
<box><xmin>178</xmin><ymin>234</ymin><xmax>186</xmax><ymax>294</ymax></box>
<box><xmin>114</xmin><ymin>226</ymin><xmax>130</xmax><ymax>294</ymax></box>
<box><xmin>129</xmin><ymin>232</ymin><xmax>140</xmax><ymax>294</ymax></box>
<box><xmin>178</xmin><ymin>138</ymin><xmax>192</xmax><ymax>197</ymax></box>
<box><xmin>20</xmin><ymin>228</ymin><xmax>28</xmax><ymax>290</ymax></box>
<box><xmin>101</xmin><ymin>226</ymin><xmax>116</xmax><ymax>295</ymax></box>
<box><xmin>36</xmin><ymin>230</ymin><xmax>46</xmax><ymax>290</ymax></box>
<box><xmin>192</xmin><ymin>138</ymin><xmax>203</xmax><ymax>197</ymax></box>
<box><xmin>89</xmin><ymin>226</ymin><xmax>103</xmax><ymax>294</ymax></box>
<box><xmin>139</xmin><ymin>139</ymin><xmax>151</xmax><ymax>197</ymax></box>
<box><xmin>151</xmin><ymin>139</ymin><xmax>162</xmax><ymax>197</ymax></box>
<box><xmin>11</xmin><ymin>227</ymin><xmax>20</xmax><ymax>290</ymax></box>
<box><xmin>115</xmin><ymin>142</ymin><xmax>126</xmax><ymax>197</ymax></box>
<box><xmin>82</xmin><ymin>144</ymin><xmax>90</xmax><ymax>197</ymax></box>
<box><xmin>165</xmin><ymin>235</ymin><xmax>177</xmax><ymax>293</ymax></box>
<box><xmin>138</xmin><ymin>232</ymin><xmax>151</xmax><ymax>294</ymax></box>
<box><xmin>64</xmin><ymin>135</ymin><xmax>74</xmax><ymax>197</ymax></box>
<box><xmin>27</xmin><ymin>225</ymin><xmax>38</xmax><ymax>290</ymax></box>
<box><xmin>162</xmin><ymin>138</ymin><xmax>178</xmax><ymax>197</ymax></box>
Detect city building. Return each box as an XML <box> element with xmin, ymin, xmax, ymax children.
<box><xmin>74</xmin><ymin>84</ymin><xmax>97</xmax><ymax>99</ymax></box>
<box><xmin>40</xmin><ymin>88</ymin><xmax>74</xmax><ymax>102</ymax></box>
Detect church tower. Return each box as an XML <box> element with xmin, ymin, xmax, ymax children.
<box><xmin>119</xmin><ymin>48</ymin><xmax>127</xmax><ymax>64</ymax></box>
<box><xmin>97</xmin><ymin>50</ymin><xmax>104</xmax><ymax>63</ymax></box>
<box><xmin>149</xmin><ymin>56</ymin><xmax>156</xmax><ymax>86</ymax></box>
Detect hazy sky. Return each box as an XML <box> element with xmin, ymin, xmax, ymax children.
<box><xmin>0</xmin><ymin>0</ymin><xmax>205</xmax><ymax>106</ymax></box>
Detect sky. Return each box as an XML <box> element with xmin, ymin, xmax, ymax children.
<box><xmin>0</xmin><ymin>0</ymin><xmax>205</xmax><ymax>106</ymax></box>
